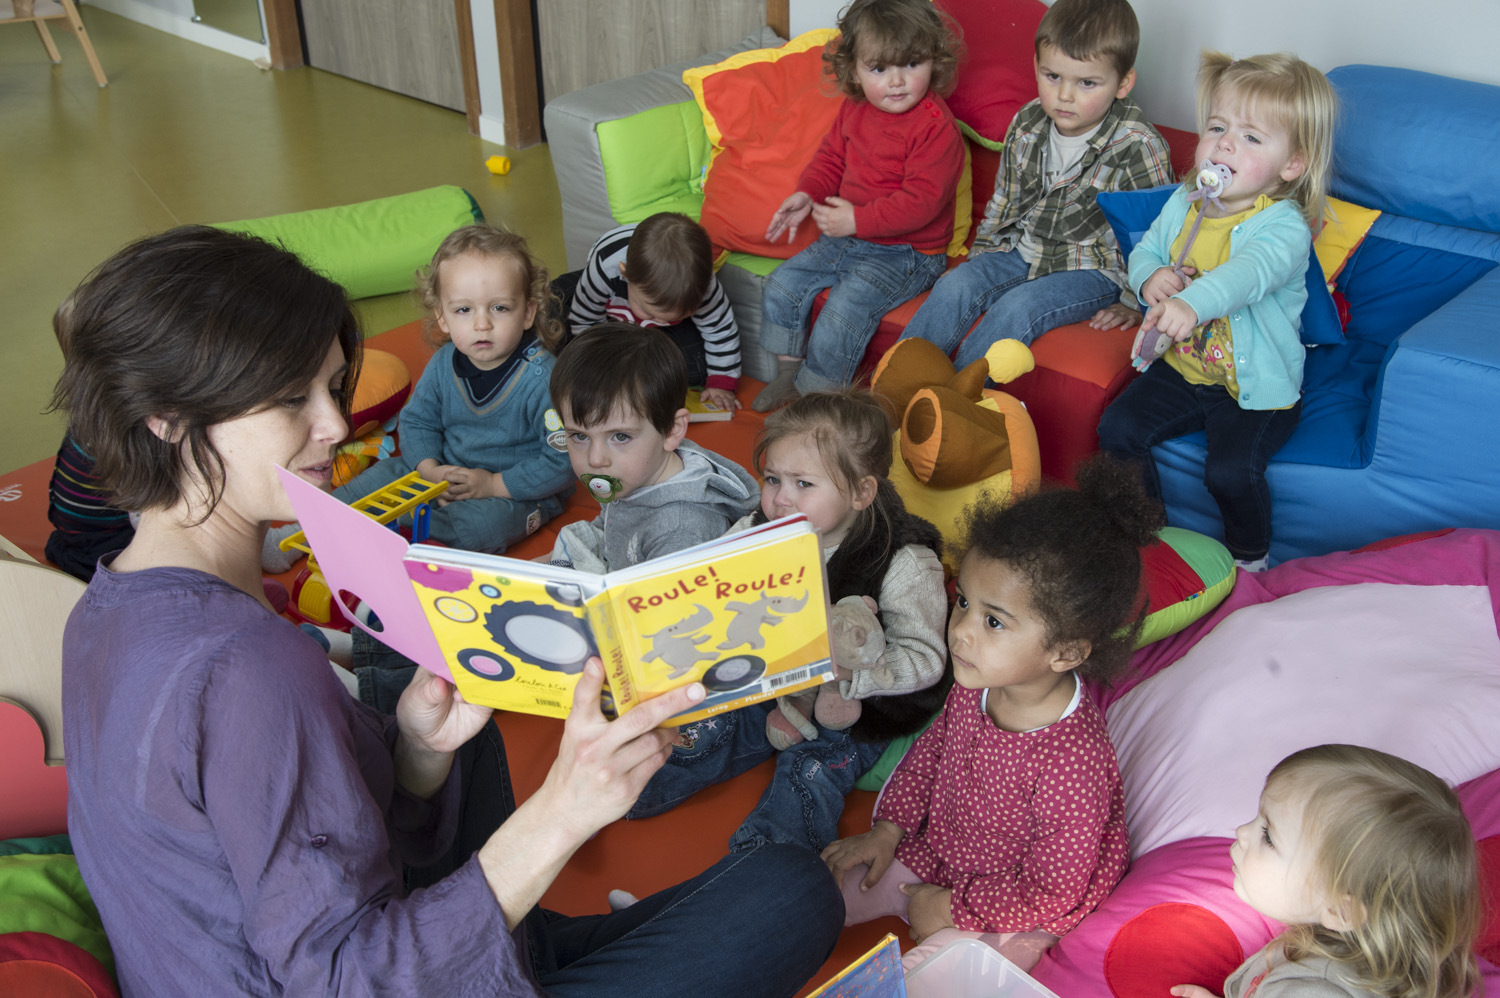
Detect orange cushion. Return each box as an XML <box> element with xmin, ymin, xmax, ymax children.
<box><xmin>685</xmin><ymin>30</ymin><xmax>971</xmax><ymax>261</ymax></box>
<box><xmin>685</xmin><ymin>30</ymin><xmax>843</xmax><ymax>261</ymax></box>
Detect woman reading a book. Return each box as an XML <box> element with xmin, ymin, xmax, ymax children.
<box><xmin>51</xmin><ymin>227</ymin><xmax>842</xmax><ymax>998</ymax></box>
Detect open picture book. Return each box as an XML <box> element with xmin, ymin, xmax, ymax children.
<box><xmin>278</xmin><ymin>468</ymin><xmax>835</xmax><ymax>725</ymax></box>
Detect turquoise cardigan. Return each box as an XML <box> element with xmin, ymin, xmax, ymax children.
<box><xmin>1128</xmin><ymin>188</ymin><xmax>1311</xmax><ymax>410</ymax></box>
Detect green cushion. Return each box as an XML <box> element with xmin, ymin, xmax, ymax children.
<box><xmin>723</xmin><ymin>251</ymin><xmax>782</xmax><ymax>277</ymax></box>
<box><xmin>0</xmin><ymin>852</ymin><xmax>114</xmax><ymax>978</ymax></box>
<box><xmin>1134</xmin><ymin>527</ymin><xmax>1236</xmax><ymax>649</ymax></box>
<box><xmin>854</xmin><ymin>714</ymin><xmax>938</xmax><ymax>793</ymax></box>
<box><xmin>0</xmin><ymin>834</ymin><xmax>73</xmax><ymax>859</ymax></box>
<box><xmin>216</xmin><ymin>185</ymin><xmax>483</xmax><ymax>301</ymax></box>
<box><xmin>597</xmin><ymin>102</ymin><xmax>710</xmax><ymax>223</ymax></box>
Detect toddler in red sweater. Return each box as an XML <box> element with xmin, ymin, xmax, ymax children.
<box><xmin>823</xmin><ymin>457</ymin><xmax>1163</xmax><ymax>972</ymax></box>
<box><xmin>752</xmin><ymin>0</ymin><xmax>965</xmax><ymax>411</ymax></box>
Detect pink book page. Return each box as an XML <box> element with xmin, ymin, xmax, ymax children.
<box><xmin>276</xmin><ymin>467</ymin><xmax>452</xmax><ymax>681</ymax></box>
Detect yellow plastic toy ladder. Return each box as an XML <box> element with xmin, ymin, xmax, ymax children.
<box><xmin>278</xmin><ymin>471</ymin><xmax>448</xmax><ymax>569</ymax></box>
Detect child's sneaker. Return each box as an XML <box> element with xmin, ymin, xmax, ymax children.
<box><xmin>1234</xmin><ymin>556</ymin><xmax>1269</xmax><ymax>573</ymax></box>
<box><xmin>607</xmin><ymin>889</ymin><xmax>639</xmax><ymax>912</ymax></box>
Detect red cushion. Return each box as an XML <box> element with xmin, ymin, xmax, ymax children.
<box><xmin>0</xmin><ymin>933</ymin><xmax>119</xmax><ymax>998</ymax></box>
<box><xmin>936</xmin><ymin>0</ymin><xmax>1047</xmax><ymax>142</ymax></box>
<box><xmin>1104</xmin><ymin>903</ymin><xmax>1244</xmax><ymax>998</ymax></box>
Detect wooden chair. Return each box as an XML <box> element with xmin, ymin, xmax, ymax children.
<box><xmin>2</xmin><ymin>0</ymin><xmax>107</xmax><ymax>88</ymax></box>
<box><xmin>0</xmin><ymin>535</ymin><xmax>84</xmax><ymax>839</ymax></box>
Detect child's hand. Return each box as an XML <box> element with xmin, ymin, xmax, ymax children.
<box><xmin>767</xmin><ymin>192</ymin><xmax>814</xmax><ymax>244</ymax></box>
<box><xmin>900</xmin><ymin>883</ymin><xmax>957</xmax><ymax>942</ymax></box>
<box><xmin>415</xmin><ymin>459</ymin><xmax>459</xmax><ymax>506</ymax></box>
<box><xmin>1169</xmin><ymin>987</ymin><xmax>1222</xmax><ymax>998</ymax></box>
<box><xmin>821</xmin><ymin>819</ymin><xmax>904</xmax><ymax>888</ymax></box>
<box><xmin>444</xmin><ymin>466</ymin><xmax>502</xmax><ymax>501</ymax></box>
<box><xmin>1139</xmin><ymin>298</ymin><xmax>1200</xmax><ymax>343</ymax></box>
<box><xmin>699</xmin><ymin>386</ymin><xmax>741</xmax><ymax>412</ymax></box>
<box><xmin>1089</xmin><ymin>303</ymin><xmax>1142</xmax><ymax>330</ymax></box>
<box><xmin>1141</xmin><ymin>266</ymin><xmax>1196</xmax><ymax>305</ymax></box>
<box><xmin>811</xmin><ymin>196</ymin><xmax>857</xmax><ymax>239</ymax></box>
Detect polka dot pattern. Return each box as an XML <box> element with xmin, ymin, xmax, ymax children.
<box><xmin>874</xmin><ymin>684</ymin><xmax>1130</xmax><ymax>934</ymax></box>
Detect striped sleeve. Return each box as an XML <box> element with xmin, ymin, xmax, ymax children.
<box><xmin>567</xmin><ymin>224</ymin><xmax>634</xmax><ymax>333</ymax></box>
<box><xmin>695</xmin><ymin>276</ymin><xmax>741</xmax><ymax>390</ymax></box>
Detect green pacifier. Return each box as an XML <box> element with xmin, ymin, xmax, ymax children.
<box><xmin>581</xmin><ymin>473</ymin><xmax>624</xmax><ymax>504</ymax></box>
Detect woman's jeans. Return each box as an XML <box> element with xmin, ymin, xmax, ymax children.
<box><xmin>353</xmin><ymin>645</ymin><xmax>845</xmax><ymax>998</ymax></box>
<box><xmin>761</xmin><ymin>235</ymin><xmax>947</xmax><ymax>392</ymax></box>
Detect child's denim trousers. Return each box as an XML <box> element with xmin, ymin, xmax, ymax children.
<box><xmin>629</xmin><ymin>700</ymin><xmax>887</xmax><ymax>854</ymax></box>
<box><xmin>760</xmin><ymin>235</ymin><xmax>947</xmax><ymax>392</ymax></box>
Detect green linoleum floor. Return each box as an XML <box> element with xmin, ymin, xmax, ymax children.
<box><xmin>0</xmin><ymin>5</ymin><xmax>564</xmax><ymax>474</ymax></box>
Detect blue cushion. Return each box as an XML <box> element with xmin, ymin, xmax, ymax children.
<box><xmin>1337</xmin><ymin>224</ymin><xmax>1498</xmax><ymax>348</ymax></box>
<box><xmin>1328</xmin><ymin>65</ymin><xmax>1500</xmax><ymax>234</ymax></box>
<box><xmin>1096</xmin><ymin>184</ymin><xmax>1344</xmax><ymax>346</ymax></box>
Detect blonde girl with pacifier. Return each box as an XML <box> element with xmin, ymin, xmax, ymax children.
<box><xmin>1098</xmin><ymin>52</ymin><xmax>1337</xmax><ymax>573</ymax></box>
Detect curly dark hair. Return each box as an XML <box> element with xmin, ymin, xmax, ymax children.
<box><xmin>961</xmin><ymin>455</ymin><xmax>1164</xmax><ymax>683</ymax></box>
<box><xmin>825</xmin><ymin>0</ymin><xmax>962</xmax><ymax>101</ymax></box>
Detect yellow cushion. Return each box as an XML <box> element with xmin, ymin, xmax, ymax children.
<box><xmin>1316</xmin><ymin>195</ymin><xmax>1382</xmax><ymax>281</ymax></box>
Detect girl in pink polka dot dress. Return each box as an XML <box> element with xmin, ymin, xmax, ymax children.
<box><xmin>823</xmin><ymin>456</ymin><xmax>1164</xmax><ymax>972</ymax></box>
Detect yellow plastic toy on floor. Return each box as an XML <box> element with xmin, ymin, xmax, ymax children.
<box><xmin>281</xmin><ymin>471</ymin><xmax>447</xmax><ymax>626</ymax></box>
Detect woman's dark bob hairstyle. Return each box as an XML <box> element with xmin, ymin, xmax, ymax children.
<box><xmin>50</xmin><ymin>225</ymin><xmax>362</xmax><ymax>517</ymax></box>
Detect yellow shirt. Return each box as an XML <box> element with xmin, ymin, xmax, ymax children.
<box><xmin>1163</xmin><ymin>195</ymin><xmax>1275</xmax><ymax>397</ymax></box>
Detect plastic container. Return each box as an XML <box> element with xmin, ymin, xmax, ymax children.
<box><xmin>904</xmin><ymin>940</ymin><xmax>1061</xmax><ymax>998</ymax></box>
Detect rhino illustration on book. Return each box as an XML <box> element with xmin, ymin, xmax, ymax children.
<box><xmin>718</xmin><ymin>590</ymin><xmax>810</xmax><ymax>650</ymax></box>
<box><xmin>641</xmin><ymin>604</ymin><xmax>718</xmax><ymax>678</ymax></box>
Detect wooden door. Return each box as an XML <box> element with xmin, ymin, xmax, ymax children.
<box><xmin>536</xmin><ymin>0</ymin><xmax>765</xmax><ymax>104</ymax></box>
<box><xmin>300</xmin><ymin>0</ymin><xmax>466</xmax><ymax>112</ymax></box>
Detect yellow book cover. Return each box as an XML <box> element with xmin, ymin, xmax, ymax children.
<box><xmin>404</xmin><ymin>516</ymin><xmax>834</xmax><ymax>724</ymax></box>
<box><xmin>684</xmin><ymin>388</ymin><xmax>733</xmax><ymax>422</ymax></box>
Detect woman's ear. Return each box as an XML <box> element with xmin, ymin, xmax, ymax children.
<box><xmin>850</xmin><ymin>474</ymin><xmax>879</xmax><ymax>512</ymax></box>
<box><xmin>146</xmin><ymin>414</ymin><xmax>182</xmax><ymax>443</ymax></box>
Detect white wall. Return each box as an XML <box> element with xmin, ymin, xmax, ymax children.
<box><xmin>788</xmin><ymin>0</ymin><xmax>1500</xmax><ymax>129</ymax></box>
<box><xmin>88</xmin><ymin>0</ymin><xmax>270</xmax><ymax>63</ymax></box>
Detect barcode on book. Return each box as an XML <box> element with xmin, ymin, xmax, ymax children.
<box><xmin>768</xmin><ymin>666</ymin><xmax>816</xmax><ymax>690</ymax></box>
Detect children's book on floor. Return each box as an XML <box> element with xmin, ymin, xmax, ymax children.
<box><xmin>279</xmin><ymin>467</ymin><xmax>834</xmax><ymax>723</ymax></box>
<box><xmin>684</xmin><ymin>388</ymin><xmax>733</xmax><ymax>422</ymax></box>
<box><xmin>807</xmin><ymin>933</ymin><xmax>906</xmax><ymax>998</ymax></box>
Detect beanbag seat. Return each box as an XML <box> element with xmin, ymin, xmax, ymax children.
<box><xmin>1032</xmin><ymin>528</ymin><xmax>1500</xmax><ymax>995</ymax></box>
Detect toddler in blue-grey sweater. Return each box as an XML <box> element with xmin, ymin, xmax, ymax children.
<box><xmin>264</xmin><ymin>225</ymin><xmax>574</xmax><ymax>571</ymax></box>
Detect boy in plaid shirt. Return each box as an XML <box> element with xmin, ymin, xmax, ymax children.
<box><xmin>899</xmin><ymin>0</ymin><xmax>1171</xmax><ymax>367</ymax></box>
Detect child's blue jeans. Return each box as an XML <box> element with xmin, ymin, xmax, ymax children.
<box><xmin>1097</xmin><ymin>358</ymin><xmax>1302</xmax><ymax>561</ymax></box>
<box><xmin>627</xmin><ymin>700</ymin><xmax>887</xmax><ymax>854</ymax></box>
<box><xmin>897</xmin><ymin>247</ymin><xmax>1120</xmax><ymax>367</ymax></box>
<box><xmin>760</xmin><ymin>235</ymin><xmax>947</xmax><ymax>393</ymax></box>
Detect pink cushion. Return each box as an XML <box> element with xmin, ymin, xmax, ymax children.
<box><xmin>1032</xmin><ymin>530</ymin><xmax>1500</xmax><ymax>995</ymax></box>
